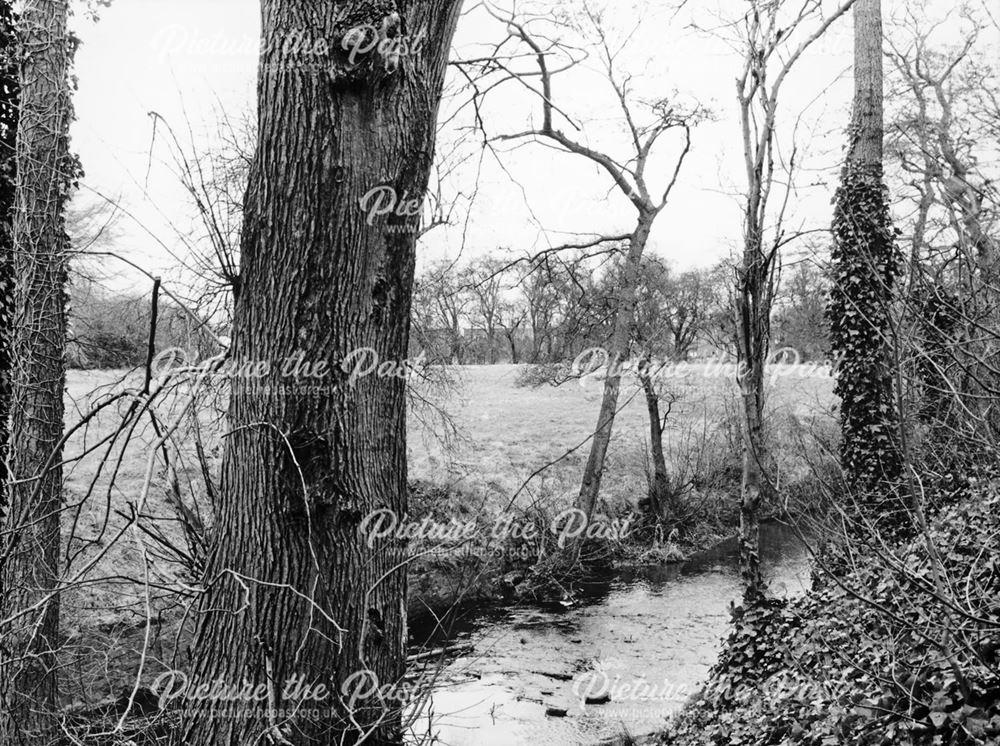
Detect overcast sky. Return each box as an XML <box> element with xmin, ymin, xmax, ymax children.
<box><xmin>67</xmin><ymin>0</ymin><xmax>992</xmax><ymax>293</ymax></box>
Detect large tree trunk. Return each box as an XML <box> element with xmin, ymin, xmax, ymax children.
<box><xmin>830</xmin><ymin>0</ymin><xmax>901</xmax><ymax>497</ymax></box>
<box><xmin>576</xmin><ymin>213</ymin><xmax>654</xmax><ymax>519</ymax></box>
<box><xmin>0</xmin><ymin>0</ymin><xmax>71</xmax><ymax>741</ymax></box>
<box><xmin>178</xmin><ymin>3</ymin><xmax>462</xmax><ymax>745</ymax></box>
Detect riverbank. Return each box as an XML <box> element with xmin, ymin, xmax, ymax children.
<box><xmin>657</xmin><ymin>484</ymin><xmax>1000</xmax><ymax>746</ymax></box>
<box><xmin>403</xmin><ymin>364</ymin><xmax>833</xmax><ymax>638</ymax></box>
<box><xmin>405</xmin><ymin>478</ymin><xmax>741</xmax><ymax>640</ymax></box>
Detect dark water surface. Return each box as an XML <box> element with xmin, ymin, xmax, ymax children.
<box><xmin>406</xmin><ymin>523</ymin><xmax>812</xmax><ymax>745</ymax></box>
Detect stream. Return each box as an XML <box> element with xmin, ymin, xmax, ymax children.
<box><xmin>406</xmin><ymin>523</ymin><xmax>812</xmax><ymax>745</ymax></box>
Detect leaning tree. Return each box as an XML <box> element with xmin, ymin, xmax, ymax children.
<box><xmin>476</xmin><ymin>3</ymin><xmax>700</xmax><ymax>521</ymax></box>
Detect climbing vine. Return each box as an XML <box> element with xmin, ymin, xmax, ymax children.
<box><xmin>0</xmin><ymin>0</ymin><xmax>18</xmax><ymax>517</ymax></box>
<box><xmin>829</xmin><ymin>160</ymin><xmax>903</xmax><ymax>497</ymax></box>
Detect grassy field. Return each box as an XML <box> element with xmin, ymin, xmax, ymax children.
<box><xmin>408</xmin><ymin>364</ymin><xmax>836</xmax><ymax>512</ymax></box>
<box><xmin>53</xmin><ymin>363</ymin><xmax>835</xmax><ymax>706</ymax></box>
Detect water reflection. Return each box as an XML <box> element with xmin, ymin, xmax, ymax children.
<box><xmin>406</xmin><ymin>523</ymin><xmax>811</xmax><ymax>746</ymax></box>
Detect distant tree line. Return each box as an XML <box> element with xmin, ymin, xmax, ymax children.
<box><xmin>409</xmin><ymin>251</ymin><xmax>832</xmax><ymax>366</ymax></box>
<box><xmin>63</xmin><ymin>252</ymin><xmax>832</xmax><ymax>371</ymax></box>
<box><xmin>66</xmin><ymin>278</ymin><xmax>221</xmax><ymax>369</ymax></box>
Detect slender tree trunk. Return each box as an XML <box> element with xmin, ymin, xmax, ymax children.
<box><xmin>179</xmin><ymin>3</ymin><xmax>462</xmax><ymax>745</ymax></box>
<box><xmin>733</xmin><ymin>9</ymin><xmax>778</xmax><ymax>603</ymax></box>
<box><xmin>576</xmin><ymin>213</ymin><xmax>654</xmax><ymax>519</ymax></box>
<box><xmin>830</xmin><ymin>0</ymin><xmax>901</xmax><ymax>498</ymax></box>
<box><xmin>735</xmin><ymin>63</ymin><xmax>777</xmax><ymax>601</ymax></box>
<box><xmin>640</xmin><ymin>364</ymin><xmax>671</xmax><ymax>520</ymax></box>
<box><xmin>486</xmin><ymin>326</ymin><xmax>496</xmax><ymax>364</ymax></box>
<box><xmin>450</xmin><ymin>316</ymin><xmax>462</xmax><ymax>364</ymax></box>
<box><xmin>506</xmin><ymin>329</ymin><xmax>518</xmax><ymax>363</ymax></box>
<box><xmin>735</xmin><ymin>226</ymin><xmax>772</xmax><ymax>602</ymax></box>
<box><xmin>736</xmin><ymin>329</ymin><xmax>766</xmax><ymax>601</ymax></box>
<box><xmin>0</xmin><ymin>0</ymin><xmax>71</xmax><ymax>741</ymax></box>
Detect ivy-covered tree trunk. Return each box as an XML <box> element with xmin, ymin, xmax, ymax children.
<box><xmin>0</xmin><ymin>14</ymin><xmax>19</xmax><ymax>725</ymax></box>
<box><xmin>0</xmin><ymin>0</ymin><xmax>18</xmax><ymax>519</ymax></box>
<box><xmin>829</xmin><ymin>0</ymin><xmax>902</xmax><ymax>497</ymax></box>
<box><xmin>178</xmin><ymin>3</ymin><xmax>462</xmax><ymax>745</ymax></box>
<box><xmin>0</xmin><ymin>0</ymin><xmax>71</xmax><ymax>741</ymax></box>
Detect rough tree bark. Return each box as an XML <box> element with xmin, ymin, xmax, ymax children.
<box><xmin>178</xmin><ymin>3</ymin><xmax>462</xmax><ymax>745</ymax></box>
<box><xmin>0</xmin><ymin>0</ymin><xmax>17</xmax><ymax>516</ymax></box>
<box><xmin>0</xmin><ymin>0</ymin><xmax>71</xmax><ymax>741</ymax></box>
<box><xmin>847</xmin><ymin>0</ymin><xmax>884</xmax><ymax>167</ymax></box>
<box><xmin>830</xmin><ymin>0</ymin><xmax>902</xmax><ymax>497</ymax></box>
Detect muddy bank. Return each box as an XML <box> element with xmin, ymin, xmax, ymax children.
<box><xmin>403</xmin><ymin>480</ymin><xmax>748</xmax><ymax>637</ymax></box>
<box><xmin>404</xmin><ymin>477</ymin><xmax>800</xmax><ymax>641</ymax></box>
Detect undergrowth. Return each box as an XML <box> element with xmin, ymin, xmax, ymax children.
<box><xmin>661</xmin><ymin>482</ymin><xmax>1000</xmax><ymax>746</ymax></box>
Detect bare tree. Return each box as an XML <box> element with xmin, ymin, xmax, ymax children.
<box><xmin>883</xmin><ymin>3</ymin><xmax>1000</xmax><ymax>468</ymax></box>
<box><xmin>463</xmin><ymin>256</ymin><xmax>509</xmax><ymax>364</ymax></box>
<box><xmin>521</xmin><ymin>258</ymin><xmax>565</xmax><ymax>363</ymax></box>
<box><xmin>496</xmin><ymin>294</ymin><xmax>528</xmax><ymax>363</ymax></box>
<box><xmin>413</xmin><ymin>260</ymin><xmax>472</xmax><ymax>363</ymax></box>
<box><xmin>772</xmin><ymin>261</ymin><xmax>830</xmax><ymax>361</ymax></box>
<box><xmin>886</xmin><ymin>8</ymin><xmax>998</xmax><ymax>303</ymax></box>
<box><xmin>631</xmin><ymin>258</ymin><xmax>716</xmax><ymax>520</ymax></box>
<box><xmin>477</xmin><ymin>3</ymin><xmax>701</xmax><ymax>520</ymax></box>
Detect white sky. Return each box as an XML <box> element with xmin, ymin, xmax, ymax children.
<box><xmin>67</xmin><ymin>0</ymin><xmax>995</xmax><ymax>292</ymax></box>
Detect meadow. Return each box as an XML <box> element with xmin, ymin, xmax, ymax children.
<box><xmin>408</xmin><ymin>363</ymin><xmax>836</xmax><ymax>512</ymax></box>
